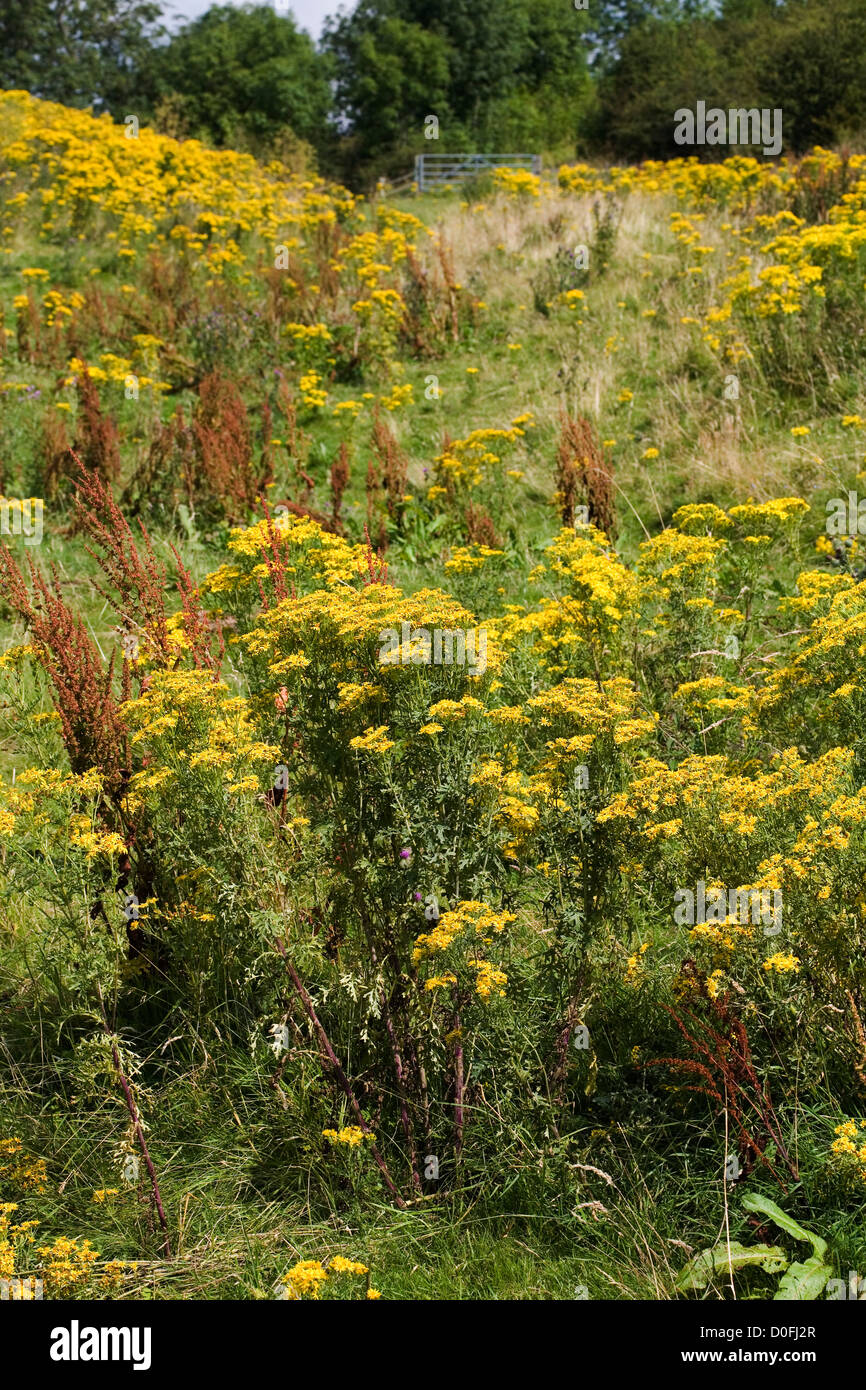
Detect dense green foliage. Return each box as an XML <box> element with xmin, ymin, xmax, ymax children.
<box><xmin>322</xmin><ymin>0</ymin><xmax>592</xmax><ymax>181</ymax></box>
<box><xmin>595</xmin><ymin>0</ymin><xmax>866</xmax><ymax>159</ymax></box>
<box><xmin>0</xmin><ymin>0</ymin><xmax>164</xmax><ymax>109</ymax></box>
<box><xmin>139</xmin><ymin>5</ymin><xmax>331</xmax><ymax>158</ymax></box>
<box><xmin>3</xmin><ymin>1</ymin><xmax>866</xmax><ymax>187</ymax></box>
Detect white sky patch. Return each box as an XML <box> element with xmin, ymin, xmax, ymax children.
<box><xmin>162</xmin><ymin>0</ymin><xmax>335</xmax><ymax>39</ymax></box>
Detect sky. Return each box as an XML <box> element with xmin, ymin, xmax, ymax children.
<box><xmin>161</xmin><ymin>1</ymin><xmax>340</xmax><ymax>40</ymax></box>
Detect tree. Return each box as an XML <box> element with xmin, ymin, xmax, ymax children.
<box><xmin>593</xmin><ymin>0</ymin><xmax>866</xmax><ymax>160</ymax></box>
<box><xmin>143</xmin><ymin>4</ymin><xmax>331</xmax><ymax>155</ymax></box>
<box><xmin>323</xmin><ymin>0</ymin><xmax>593</xmax><ymax>180</ymax></box>
<box><xmin>593</xmin><ymin>14</ymin><xmax>730</xmax><ymax>158</ymax></box>
<box><xmin>751</xmin><ymin>0</ymin><xmax>866</xmax><ymax>151</ymax></box>
<box><xmin>398</xmin><ymin>0</ymin><xmax>531</xmax><ymax>127</ymax></box>
<box><xmin>323</xmin><ymin>4</ymin><xmax>454</xmax><ymax>180</ymax></box>
<box><xmin>584</xmin><ymin>0</ymin><xmax>696</xmax><ymax>73</ymax></box>
<box><xmin>0</xmin><ymin>0</ymin><xmax>164</xmax><ymax>109</ymax></box>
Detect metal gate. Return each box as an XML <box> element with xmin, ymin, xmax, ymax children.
<box><xmin>413</xmin><ymin>153</ymin><xmax>542</xmax><ymax>192</ymax></box>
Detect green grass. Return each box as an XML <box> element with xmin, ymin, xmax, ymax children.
<box><xmin>1</xmin><ymin>172</ymin><xmax>865</xmax><ymax>1301</ymax></box>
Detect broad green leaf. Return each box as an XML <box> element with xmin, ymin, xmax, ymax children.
<box><xmin>741</xmin><ymin>1193</ymin><xmax>828</xmax><ymax>1258</ymax></box>
<box><xmin>774</xmin><ymin>1255</ymin><xmax>833</xmax><ymax>1301</ymax></box>
<box><xmin>677</xmin><ymin>1242</ymin><xmax>788</xmax><ymax>1292</ymax></box>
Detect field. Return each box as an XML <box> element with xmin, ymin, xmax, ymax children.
<box><xmin>1</xmin><ymin>90</ymin><xmax>865</xmax><ymax>1302</ymax></box>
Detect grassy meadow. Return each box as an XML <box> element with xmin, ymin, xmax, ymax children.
<box><xmin>0</xmin><ymin>92</ymin><xmax>865</xmax><ymax>1302</ymax></box>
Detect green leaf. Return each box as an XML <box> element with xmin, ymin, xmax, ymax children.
<box><xmin>677</xmin><ymin>1242</ymin><xmax>788</xmax><ymax>1292</ymax></box>
<box><xmin>741</xmin><ymin>1193</ymin><xmax>828</xmax><ymax>1258</ymax></box>
<box><xmin>774</xmin><ymin>1255</ymin><xmax>833</xmax><ymax>1301</ymax></box>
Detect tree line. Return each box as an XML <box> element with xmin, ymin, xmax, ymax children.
<box><xmin>1</xmin><ymin>0</ymin><xmax>864</xmax><ymax>187</ymax></box>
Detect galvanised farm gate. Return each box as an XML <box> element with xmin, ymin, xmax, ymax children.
<box><xmin>413</xmin><ymin>153</ymin><xmax>542</xmax><ymax>191</ymax></box>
